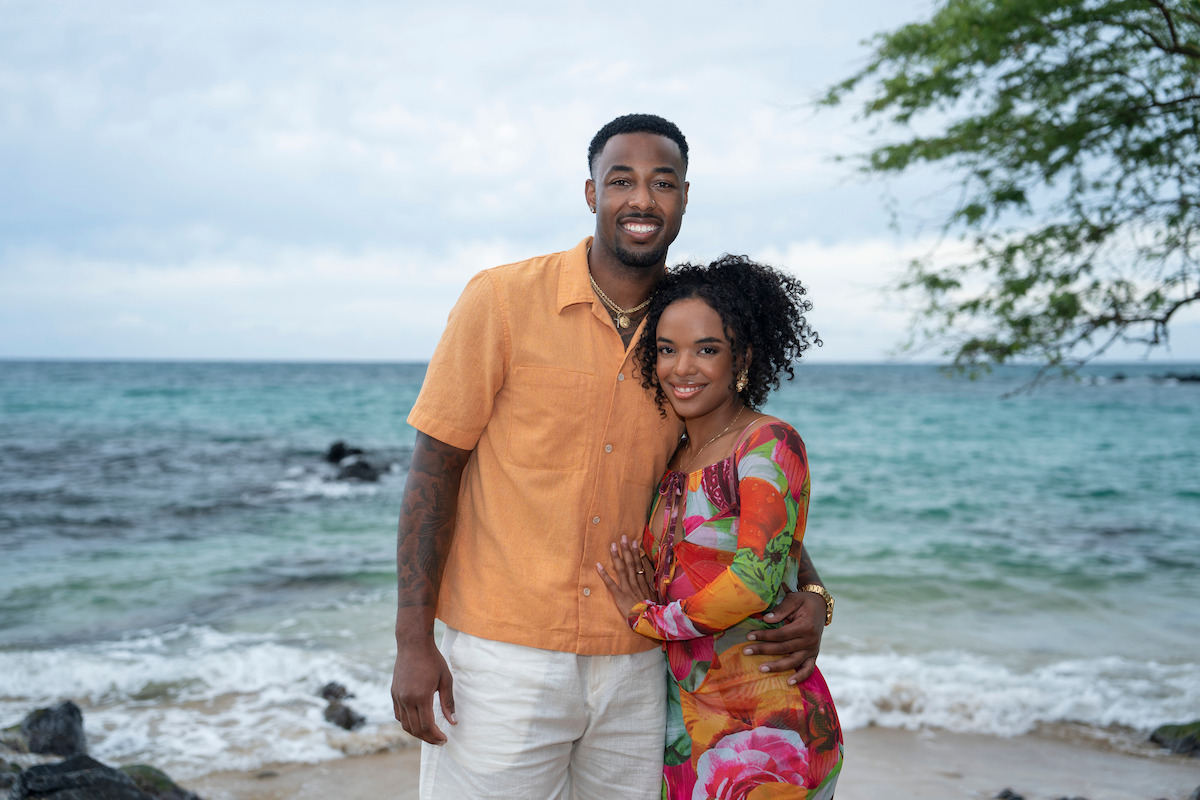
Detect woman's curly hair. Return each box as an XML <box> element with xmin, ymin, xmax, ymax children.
<box><xmin>635</xmin><ymin>254</ymin><xmax>821</xmax><ymax>413</ymax></box>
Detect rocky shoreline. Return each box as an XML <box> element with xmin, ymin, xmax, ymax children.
<box><xmin>5</xmin><ymin>699</ymin><xmax>1197</xmax><ymax>799</ymax></box>
<box><xmin>2</xmin><ymin>686</ymin><xmax>375</xmax><ymax>800</ymax></box>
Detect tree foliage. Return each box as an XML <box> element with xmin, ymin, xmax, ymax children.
<box><xmin>824</xmin><ymin>0</ymin><xmax>1200</xmax><ymax>378</ymax></box>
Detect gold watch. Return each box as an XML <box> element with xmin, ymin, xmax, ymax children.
<box><xmin>799</xmin><ymin>584</ymin><xmax>834</xmax><ymax>626</ymax></box>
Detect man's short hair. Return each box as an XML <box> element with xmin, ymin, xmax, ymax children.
<box><xmin>587</xmin><ymin>114</ymin><xmax>689</xmax><ymax>177</ymax></box>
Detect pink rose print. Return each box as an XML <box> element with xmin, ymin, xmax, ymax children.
<box><xmin>693</xmin><ymin>728</ymin><xmax>810</xmax><ymax>800</ymax></box>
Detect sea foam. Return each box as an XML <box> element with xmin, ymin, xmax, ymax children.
<box><xmin>3</xmin><ymin>626</ymin><xmax>1197</xmax><ymax>778</ymax></box>
<box><xmin>0</xmin><ymin>625</ymin><xmax>404</xmax><ymax>778</ymax></box>
<box><xmin>823</xmin><ymin>651</ymin><xmax>1200</xmax><ymax>736</ymax></box>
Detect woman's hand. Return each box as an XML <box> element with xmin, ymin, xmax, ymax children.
<box><xmin>596</xmin><ymin>536</ymin><xmax>657</xmax><ymax>618</ymax></box>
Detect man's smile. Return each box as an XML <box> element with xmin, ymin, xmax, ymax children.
<box><xmin>620</xmin><ymin>215</ymin><xmax>662</xmax><ymax>239</ymax></box>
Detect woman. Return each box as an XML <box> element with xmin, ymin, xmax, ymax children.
<box><xmin>597</xmin><ymin>255</ymin><xmax>842</xmax><ymax>799</ymax></box>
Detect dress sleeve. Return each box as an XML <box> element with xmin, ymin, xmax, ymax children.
<box><xmin>628</xmin><ymin>422</ymin><xmax>809</xmax><ymax>641</ymax></box>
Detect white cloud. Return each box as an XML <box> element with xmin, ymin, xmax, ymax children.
<box><xmin>1</xmin><ymin>0</ymin><xmax>1195</xmax><ymax>362</ymax></box>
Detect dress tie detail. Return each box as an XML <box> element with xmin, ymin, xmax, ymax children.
<box><xmin>655</xmin><ymin>470</ymin><xmax>689</xmax><ymax>590</ymax></box>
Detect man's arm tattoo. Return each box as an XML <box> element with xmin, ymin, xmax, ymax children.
<box><xmin>395</xmin><ymin>433</ymin><xmax>472</xmax><ymax>612</ymax></box>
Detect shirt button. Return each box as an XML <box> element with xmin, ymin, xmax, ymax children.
<box><xmin>604</xmin><ymin>444</ymin><xmax>613</xmax><ymax>453</ymax></box>
<box><xmin>617</xmin><ymin>373</ymin><xmax>625</xmax><ymax>382</ymax></box>
<box><xmin>583</xmin><ymin>588</ymin><xmax>591</xmax><ymax>597</ymax></box>
<box><xmin>592</xmin><ymin>516</ymin><xmax>600</xmax><ymax>524</ymax></box>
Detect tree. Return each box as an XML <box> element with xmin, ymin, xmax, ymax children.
<box><xmin>823</xmin><ymin>0</ymin><xmax>1200</xmax><ymax>379</ymax></box>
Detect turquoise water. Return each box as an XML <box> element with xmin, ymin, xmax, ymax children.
<box><xmin>1</xmin><ymin>361</ymin><xmax>1198</xmax><ymax>776</ymax></box>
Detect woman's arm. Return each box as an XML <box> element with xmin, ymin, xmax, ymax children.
<box><xmin>617</xmin><ymin>422</ymin><xmax>808</xmax><ymax>641</ymax></box>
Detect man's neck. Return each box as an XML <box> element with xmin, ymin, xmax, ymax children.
<box><xmin>586</xmin><ymin>244</ymin><xmax>667</xmax><ymax>309</ymax></box>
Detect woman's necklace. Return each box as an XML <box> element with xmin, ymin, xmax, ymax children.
<box><xmin>679</xmin><ymin>407</ymin><xmax>744</xmax><ymax>473</ymax></box>
<box><xmin>588</xmin><ymin>271</ymin><xmax>652</xmax><ymax>329</ymax></box>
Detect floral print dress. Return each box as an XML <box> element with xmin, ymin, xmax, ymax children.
<box><xmin>629</xmin><ymin>420</ymin><xmax>843</xmax><ymax>800</ymax></box>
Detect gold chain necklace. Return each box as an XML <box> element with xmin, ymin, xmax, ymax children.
<box><xmin>588</xmin><ymin>272</ymin><xmax>652</xmax><ymax>329</ymax></box>
<box><xmin>681</xmin><ymin>407</ymin><xmax>744</xmax><ymax>473</ymax></box>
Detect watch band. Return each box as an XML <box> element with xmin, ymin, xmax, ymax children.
<box><xmin>799</xmin><ymin>583</ymin><xmax>834</xmax><ymax>626</ymax></box>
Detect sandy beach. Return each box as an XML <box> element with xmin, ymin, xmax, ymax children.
<box><xmin>188</xmin><ymin>727</ymin><xmax>1200</xmax><ymax>800</ymax></box>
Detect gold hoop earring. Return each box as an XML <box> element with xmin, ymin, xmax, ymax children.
<box><xmin>735</xmin><ymin>369</ymin><xmax>748</xmax><ymax>393</ymax></box>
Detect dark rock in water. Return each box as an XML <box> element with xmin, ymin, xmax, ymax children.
<box><xmin>1155</xmin><ymin>372</ymin><xmax>1200</xmax><ymax>383</ymax></box>
<box><xmin>11</xmin><ymin>754</ymin><xmax>152</xmax><ymax>799</ymax></box>
<box><xmin>21</xmin><ymin>701</ymin><xmax>86</xmax><ymax>757</ymax></box>
<box><xmin>1</xmin><ymin>724</ymin><xmax>30</xmax><ymax>754</ymax></box>
<box><xmin>326</xmin><ymin>441</ymin><xmax>365</xmax><ymax>464</ymax></box>
<box><xmin>319</xmin><ymin>682</ymin><xmax>352</xmax><ymax>702</ymax></box>
<box><xmin>323</xmin><ymin>701</ymin><xmax>366</xmax><ymax>731</ymax></box>
<box><xmin>1</xmin><ymin>757</ymin><xmax>22</xmax><ymax>791</ymax></box>
<box><xmin>1110</xmin><ymin>372</ymin><xmax>1126</xmax><ymax>382</ymax></box>
<box><xmin>1189</xmin><ymin>785</ymin><xmax>1200</xmax><ymax>800</ymax></box>
<box><xmin>995</xmin><ymin>791</ymin><xmax>1024</xmax><ymax>800</ymax></box>
<box><xmin>1051</xmin><ymin>796</ymin><xmax>1089</xmax><ymax>800</ymax></box>
<box><xmin>336</xmin><ymin>458</ymin><xmax>381</xmax><ymax>482</ymax></box>
<box><xmin>119</xmin><ymin>764</ymin><xmax>203</xmax><ymax>800</ymax></box>
<box><xmin>1150</xmin><ymin>720</ymin><xmax>1200</xmax><ymax>755</ymax></box>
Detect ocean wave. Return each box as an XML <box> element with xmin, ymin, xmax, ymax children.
<box><xmin>265</xmin><ymin>471</ymin><xmax>389</xmax><ymax>500</ymax></box>
<box><xmin>823</xmin><ymin>650</ymin><xmax>1200</xmax><ymax>737</ymax></box>
<box><xmin>0</xmin><ymin>626</ymin><xmax>402</xmax><ymax>778</ymax></box>
<box><xmin>3</xmin><ymin>629</ymin><xmax>1197</xmax><ymax>778</ymax></box>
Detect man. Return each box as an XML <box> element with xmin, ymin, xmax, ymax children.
<box><xmin>392</xmin><ymin>114</ymin><xmax>833</xmax><ymax>799</ymax></box>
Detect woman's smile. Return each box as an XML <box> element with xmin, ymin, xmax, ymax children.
<box><xmin>655</xmin><ymin>297</ymin><xmax>739</xmax><ymax>425</ymax></box>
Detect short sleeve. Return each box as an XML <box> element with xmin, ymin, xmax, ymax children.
<box><xmin>407</xmin><ymin>270</ymin><xmax>509</xmax><ymax>450</ymax></box>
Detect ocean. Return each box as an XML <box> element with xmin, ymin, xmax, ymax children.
<box><xmin>1</xmin><ymin>360</ymin><xmax>1198</xmax><ymax>778</ymax></box>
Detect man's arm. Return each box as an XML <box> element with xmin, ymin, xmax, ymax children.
<box><xmin>391</xmin><ymin>432</ymin><xmax>473</xmax><ymax>745</ymax></box>
<box><xmin>741</xmin><ymin>544</ymin><xmax>828</xmax><ymax>684</ymax></box>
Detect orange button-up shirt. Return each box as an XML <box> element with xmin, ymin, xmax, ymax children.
<box><xmin>407</xmin><ymin>237</ymin><xmax>681</xmax><ymax>655</ymax></box>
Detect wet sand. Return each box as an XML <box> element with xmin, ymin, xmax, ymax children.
<box><xmin>188</xmin><ymin>726</ymin><xmax>1200</xmax><ymax>800</ymax></box>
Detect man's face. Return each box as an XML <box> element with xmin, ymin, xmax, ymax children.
<box><xmin>586</xmin><ymin>132</ymin><xmax>688</xmax><ymax>270</ymax></box>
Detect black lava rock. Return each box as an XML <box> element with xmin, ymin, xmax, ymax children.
<box><xmin>1</xmin><ymin>757</ymin><xmax>22</xmax><ymax>791</ymax></box>
<box><xmin>1150</xmin><ymin>720</ymin><xmax>1200</xmax><ymax>755</ymax></box>
<box><xmin>323</xmin><ymin>701</ymin><xmax>366</xmax><ymax>731</ymax></box>
<box><xmin>119</xmin><ymin>764</ymin><xmax>203</xmax><ymax>800</ymax></box>
<box><xmin>10</xmin><ymin>755</ymin><xmax>152</xmax><ymax>800</ymax></box>
<box><xmin>319</xmin><ymin>682</ymin><xmax>351</xmax><ymax>702</ymax></box>
<box><xmin>20</xmin><ymin>701</ymin><xmax>86</xmax><ymax>757</ymax></box>
<box><xmin>326</xmin><ymin>441</ymin><xmax>365</xmax><ymax>464</ymax></box>
<box><xmin>336</xmin><ymin>459</ymin><xmax>381</xmax><ymax>482</ymax></box>
<box><xmin>995</xmin><ymin>791</ymin><xmax>1024</xmax><ymax>800</ymax></box>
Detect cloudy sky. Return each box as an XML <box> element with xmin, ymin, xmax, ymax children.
<box><xmin>3</xmin><ymin>0</ymin><xmax>1197</xmax><ymax>363</ymax></box>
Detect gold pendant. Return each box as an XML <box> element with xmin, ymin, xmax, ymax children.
<box><xmin>617</xmin><ymin>314</ymin><xmax>630</xmax><ymax>329</ymax></box>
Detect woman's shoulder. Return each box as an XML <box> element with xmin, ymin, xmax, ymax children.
<box><xmin>735</xmin><ymin>416</ymin><xmax>804</xmax><ymax>456</ymax></box>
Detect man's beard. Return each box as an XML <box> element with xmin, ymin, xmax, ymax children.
<box><xmin>614</xmin><ymin>241</ymin><xmax>669</xmax><ymax>269</ymax></box>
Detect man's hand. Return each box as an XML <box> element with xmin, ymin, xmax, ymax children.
<box><xmin>391</xmin><ymin>432</ymin><xmax>472</xmax><ymax>745</ymax></box>
<box><xmin>743</xmin><ymin>589</ymin><xmax>825</xmax><ymax>684</ymax></box>
<box><xmin>392</xmin><ymin>637</ymin><xmax>456</xmax><ymax>745</ymax></box>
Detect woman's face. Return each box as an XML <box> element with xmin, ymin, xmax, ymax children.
<box><xmin>654</xmin><ymin>296</ymin><xmax>739</xmax><ymax>422</ymax></box>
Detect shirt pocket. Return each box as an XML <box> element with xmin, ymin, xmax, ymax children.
<box><xmin>503</xmin><ymin>366</ymin><xmax>593</xmax><ymax>470</ymax></box>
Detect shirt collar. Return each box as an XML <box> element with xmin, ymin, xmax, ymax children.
<box><xmin>557</xmin><ymin>237</ymin><xmax>595</xmax><ymax>313</ymax></box>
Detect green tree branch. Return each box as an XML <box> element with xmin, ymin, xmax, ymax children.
<box><xmin>825</xmin><ymin>0</ymin><xmax>1200</xmax><ymax>383</ymax></box>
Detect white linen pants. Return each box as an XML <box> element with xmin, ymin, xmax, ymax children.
<box><xmin>419</xmin><ymin>627</ymin><xmax>666</xmax><ymax>800</ymax></box>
